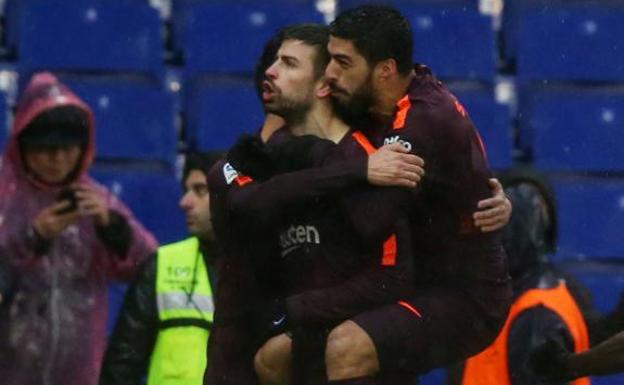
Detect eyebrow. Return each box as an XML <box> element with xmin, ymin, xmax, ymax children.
<box><xmin>281</xmin><ymin>54</ymin><xmax>300</xmax><ymax>65</ymax></box>
<box><xmin>332</xmin><ymin>53</ymin><xmax>352</xmax><ymax>63</ymax></box>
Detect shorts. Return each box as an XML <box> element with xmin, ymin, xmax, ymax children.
<box><xmin>352</xmin><ymin>286</ymin><xmax>510</xmax><ymax>376</ymax></box>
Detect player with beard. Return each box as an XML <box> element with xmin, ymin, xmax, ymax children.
<box><xmin>203</xmin><ymin>25</ymin><xmax>427</xmax><ymax>385</ymax></box>
<box><xmin>295</xmin><ymin>5</ymin><xmax>513</xmax><ymax>384</ymax></box>
<box><xmin>212</xmin><ymin>24</ymin><xmax>511</xmax><ymax>385</ymax></box>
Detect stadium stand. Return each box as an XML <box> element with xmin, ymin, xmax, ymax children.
<box><xmin>515</xmin><ymin>1</ymin><xmax>624</xmax><ymax>82</ymax></box>
<box><xmin>450</xmin><ymin>84</ymin><xmax>513</xmax><ymax>169</ymax></box>
<box><xmin>340</xmin><ymin>0</ymin><xmax>496</xmax><ymax>82</ymax></box>
<box><xmin>519</xmin><ymin>85</ymin><xmax>624</xmax><ymax>172</ymax></box>
<box><xmin>185</xmin><ymin>78</ymin><xmax>264</xmax><ymax>151</ymax></box>
<box><xmin>91</xmin><ymin>166</ymin><xmax>187</xmax><ymax>245</ymax></box>
<box><xmin>11</xmin><ymin>0</ymin><xmax>164</xmax><ymax>78</ymax></box>
<box><xmin>174</xmin><ymin>0</ymin><xmax>325</xmax><ymax>76</ymax></box>
<box><xmin>62</xmin><ymin>76</ymin><xmax>178</xmax><ymax>168</ymax></box>
<box><xmin>552</xmin><ymin>177</ymin><xmax>624</xmax><ymax>262</ymax></box>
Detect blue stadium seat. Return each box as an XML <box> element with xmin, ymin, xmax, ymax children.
<box><xmin>339</xmin><ymin>0</ymin><xmax>475</xmax><ymax>11</ymax></box>
<box><xmin>15</xmin><ymin>0</ymin><xmax>163</xmax><ymax>76</ymax></box>
<box><xmin>592</xmin><ymin>375</ymin><xmax>624</xmax><ymax>385</ymax></box>
<box><xmin>185</xmin><ymin>79</ymin><xmax>264</xmax><ymax>151</ymax></box>
<box><xmin>450</xmin><ymin>84</ymin><xmax>513</xmax><ymax>169</ymax></box>
<box><xmin>519</xmin><ymin>86</ymin><xmax>624</xmax><ymax>171</ymax></box>
<box><xmin>338</xmin><ymin>1</ymin><xmax>496</xmax><ymax>82</ymax></box>
<box><xmin>552</xmin><ymin>177</ymin><xmax>624</xmax><ymax>261</ymax></box>
<box><xmin>515</xmin><ymin>1</ymin><xmax>624</xmax><ymax>82</ymax></box>
<box><xmin>61</xmin><ymin>77</ymin><xmax>178</xmax><ymax>167</ymax></box>
<box><xmin>501</xmin><ymin>0</ymin><xmax>566</xmax><ymax>63</ymax></box>
<box><xmin>562</xmin><ymin>262</ymin><xmax>624</xmax><ymax>314</ymax></box>
<box><xmin>175</xmin><ymin>1</ymin><xmax>324</xmax><ymax>75</ymax></box>
<box><xmin>92</xmin><ymin>166</ymin><xmax>187</xmax><ymax>245</ymax></box>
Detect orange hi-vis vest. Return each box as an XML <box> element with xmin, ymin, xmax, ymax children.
<box><xmin>462</xmin><ymin>281</ymin><xmax>591</xmax><ymax>385</ymax></box>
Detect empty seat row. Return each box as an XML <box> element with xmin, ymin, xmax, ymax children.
<box><xmin>5</xmin><ymin>0</ymin><xmax>623</xmax><ymax>83</ymax></box>
<box><xmin>553</xmin><ymin>177</ymin><xmax>624</xmax><ymax>262</ymax></box>
<box><xmin>519</xmin><ymin>85</ymin><xmax>624</xmax><ymax>171</ymax></box>
<box><xmin>503</xmin><ymin>0</ymin><xmax>624</xmax><ymax>82</ymax></box>
<box><xmin>3</xmin><ymin>76</ymin><xmax>624</xmax><ymax>175</ymax></box>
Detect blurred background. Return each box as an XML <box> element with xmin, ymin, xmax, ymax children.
<box><xmin>0</xmin><ymin>1</ymin><xmax>622</xmax><ymax>383</ymax></box>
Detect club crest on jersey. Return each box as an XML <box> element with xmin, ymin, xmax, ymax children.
<box><xmin>384</xmin><ymin>135</ymin><xmax>412</xmax><ymax>152</ymax></box>
<box><xmin>223</xmin><ymin>162</ymin><xmax>239</xmax><ymax>185</ymax></box>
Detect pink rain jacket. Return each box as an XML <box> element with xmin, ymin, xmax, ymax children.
<box><xmin>0</xmin><ymin>73</ymin><xmax>158</xmax><ymax>385</ymax></box>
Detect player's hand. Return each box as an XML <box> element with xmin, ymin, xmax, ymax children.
<box><xmin>367</xmin><ymin>143</ymin><xmax>425</xmax><ymax>188</ymax></box>
<box><xmin>227</xmin><ymin>134</ymin><xmax>275</xmax><ymax>181</ymax></box>
<box><xmin>474</xmin><ymin>178</ymin><xmax>512</xmax><ymax>232</ymax></box>
<box><xmin>530</xmin><ymin>339</ymin><xmax>575</xmax><ymax>382</ymax></box>
<box><xmin>75</xmin><ymin>184</ymin><xmax>110</xmax><ymax>227</ymax></box>
<box><xmin>33</xmin><ymin>200</ymin><xmax>81</xmax><ymax>240</ymax></box>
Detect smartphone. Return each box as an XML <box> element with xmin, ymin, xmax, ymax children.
<box><xmin>55</xmin><ymin>188</ymin><xmax>79</xmax><ymax>214</ymax></box>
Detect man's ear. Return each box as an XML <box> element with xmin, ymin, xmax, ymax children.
<box><xmin>316</xmin><ymin>80</ymin><xmax>332</xmax><ymax>98</ymax></box>
<box><xmin>375</xmin><ymin>58</ymin><xmax>398</xmax><ymax>81</ymax></box>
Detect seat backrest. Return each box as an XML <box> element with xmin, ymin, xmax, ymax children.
<box><xmin>176</xmin><ymin>1</ymin><xmax>324</xmax><ymax>76</ymax></box>
<box><xmin>16</xmin><ymin>0</ymin><xmax>164</xmax><ymax>77</ymax></box>
<box><xmin>64</xmin><ymin>76</ymin><xmax>178</xmax><ymax>167</ymax></box>
<box><xmin>552</xmin><ymin>177</ymin><xmax>624</xmax><ymax>261</ymax></box>
<box><xmin>185</xmin><ymin>78</ymin><xmax>264</xmax><ymax>151</ymax></box>
<box><xmin>92</xmin><ymin>166</ymin><xmax>187</xmax><ymax>244</ymax></box>
<box><xmin>519</xmin><ymin>86</ymin><xmax>624</xmax><ymax>171</ymax></box>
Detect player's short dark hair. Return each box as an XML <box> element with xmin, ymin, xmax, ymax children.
<box><xmin>183</xmin><ymin>151</ymin><xmax>223</xmax><ymax>187</ymax></box>
<box><xmin>280</xmin><ymin>23</ymin><xmax>330</xmax><ymax>80</ymax></box>
<box><xmin>329</xmin><ymin>5</ymin><xmax>413</xmax><ymax>75</ymax></box>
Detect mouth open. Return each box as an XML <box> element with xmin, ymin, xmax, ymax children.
<box><xmin>262</xmin><ymin>80</ymin><xmax>277</xmax><ymax>102</ymax></box>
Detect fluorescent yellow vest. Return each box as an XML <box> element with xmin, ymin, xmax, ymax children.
<box><xmin>147</xmin><ymin>237</ymin><xmax>214</xmax><ymax>385</ymax></box>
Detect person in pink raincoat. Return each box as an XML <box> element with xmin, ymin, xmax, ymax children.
<box><xmin>0</xmin><ymin>72</ymin><xmax>158</xmax><ymax>385</ymax></box>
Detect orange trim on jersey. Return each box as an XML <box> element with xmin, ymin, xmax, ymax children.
<box><xmin>454</xmin><ymin>99</ymin><xmax>467</xmax><ymax>118</ymax></box>
<box><xmin>382</xmin><ymin>234</ymin><xmax>397</xmax><ymax>266</ymax></box>
<box><xmin>461</xmin><ymin>281</ymin><xmax>591</xmax><ymax>385</ymax></box>
<box><xmin>351</xmin><ymin>131</ymin><xmax>377</xmax><ymax>155</ymax></box>
<box><xmin>398</xmin><ymin>300</ymin><xmax>422</xmax><ymax>318</ymax></box>
<box><xmin>393</xmin><ymin>95</ymin><xmax>412</xmax><ymax>130</ymax></box>
<box><xmin>235</xmin><ymin>175</ymin><xmax>253</xmax><ymax>186</ymax></box>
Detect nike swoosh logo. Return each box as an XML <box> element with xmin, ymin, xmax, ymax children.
<box><xmin>272</xmin><ymin>315</ymin><xmax>286</xmax><ymax>326</ymax></box>
<box><xmin>281</xmin><ymin>245</ymin><xmax>301</xmax><ymax>257</ymax></box>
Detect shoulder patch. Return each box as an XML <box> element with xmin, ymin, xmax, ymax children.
<box><xmin>222</xmin><ymin>162</ymin><xmax>239</xmax><ymax>185</ymax></box>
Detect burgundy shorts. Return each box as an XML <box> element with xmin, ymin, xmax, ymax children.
<box><xmin>352</xmin><ymin>286</ymin><xmax>510</xmax><ymax>376</ymax></box>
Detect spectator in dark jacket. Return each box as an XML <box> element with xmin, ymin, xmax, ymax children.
<box><xmin>99</xmin><ymin>152</ymin><xmax>222</xmax><ymax>385</ymax></box>
<box><xmin>456</xmin><ymin>169</ymin><xmax>595</xmax><ymax>385</ymax></box>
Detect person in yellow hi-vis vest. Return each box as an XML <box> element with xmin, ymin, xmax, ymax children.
<box><xmin>455</xmin><ymin>169</ymin><xmax>596</xmax><ymax>385</ymax></box>
<box><xmin>99</xmin><ymin>152</ymin><xmax>222</xmax><ymax>385</ymax></box>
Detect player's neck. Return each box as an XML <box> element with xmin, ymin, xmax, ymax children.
<box><xmin>370</xmin><ymin>70</ymin><xmax>415</xmax><ymax>116</ymax></box>
<box><xmin>298</xmin><ymin>100</ymin><xmax>349</xmax><ymax>143</ymax></box>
